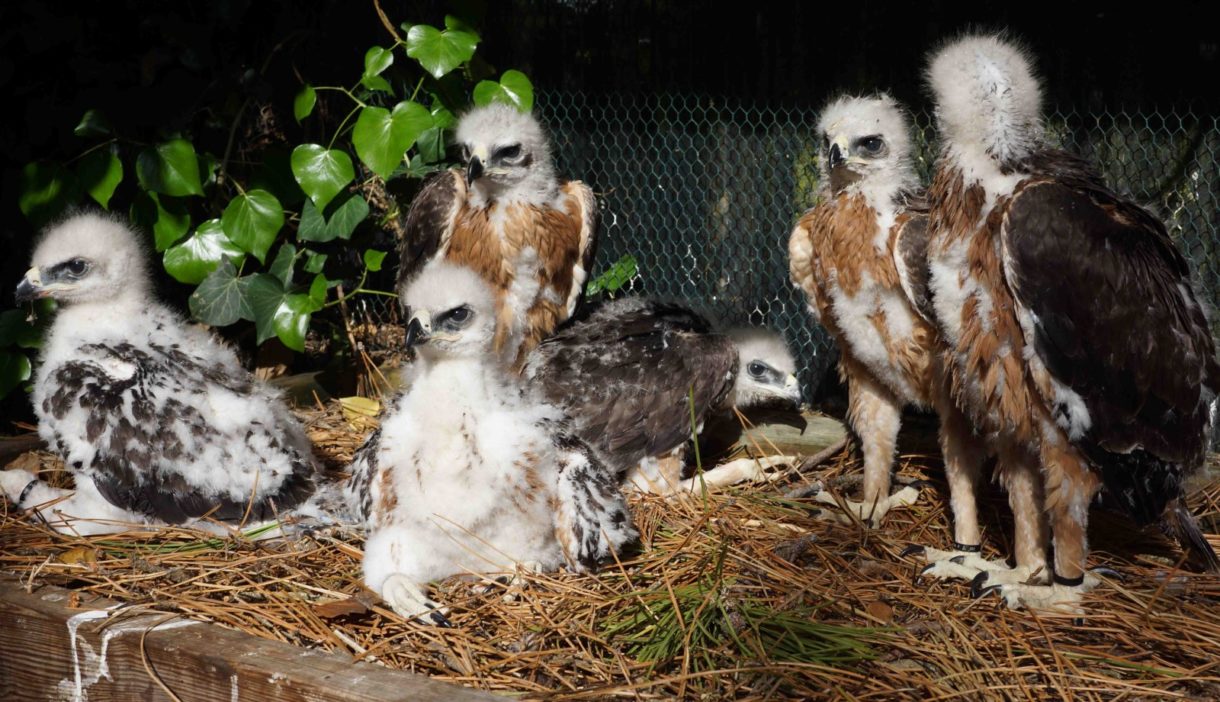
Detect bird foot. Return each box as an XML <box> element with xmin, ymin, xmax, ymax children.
<box><xmin>0</xmin><ymin>468</ymin><xmax>38</xmax><ymax>506</ymax></box>
<box><xmin>814</xmin><ymin>480</ymin><xmax>928</xmax><ymax>527</ymax></box>
<box><xmin>381</xmin><ymin>574</ymin><xmax>452</xmax><ymax>627</ymax></box>
<box><xmin>679</xmin><ymin>455</ymin><xmax>797</xmax><ymax>493</ymax></box>
<box><xmin>974</xmin><ymin>572</ymin><xmax>1104</xmax><ymax>614</ymax></box>
<box><xmin>905</xmin><ymin>545</ymin><xmax>1045</xmax><ymax>587</ymax></box>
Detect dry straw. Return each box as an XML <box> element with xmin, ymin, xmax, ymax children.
<box><xmin>2</xmin><ymin>402</ymin><xmax>1219</xmax><ymax>700</ymax></box>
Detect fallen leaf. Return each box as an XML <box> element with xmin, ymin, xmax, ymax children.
<box><xmin>339</xmin><ymin>396</ymin><xmax>381</xmax><ymax>424</ymax></box>
<box><xmin>59</xmin><ymin>547</ymin><xmax>99</xmax><ymax>567</ymax></box>
<box><xmin>865</xmin><ymin>599</ymin><xmax>893</xmax><ymax>623</ymax></box>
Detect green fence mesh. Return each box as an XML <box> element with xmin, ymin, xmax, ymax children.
<box><xmin>533</xmin><ymin>91</ymin><xmax>1220</xmax><ymax>399</ymax></box>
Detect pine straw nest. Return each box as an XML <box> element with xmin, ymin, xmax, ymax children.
<box><xmin>2</xmin><ymin>403</ymin><xmax>1220</xmax><ymax>701</ymax></box>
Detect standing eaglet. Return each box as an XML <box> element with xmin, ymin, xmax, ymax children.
<box><xmin>789</xmin><ymin>93</ymin><xmax>985</xmax><ymax>528</ymax></box>
<box><xmin>920</xmin><ymin>34</ymin><xmax>1219</xmax><ymax>611</ymax></box>
<box><xmin>394</xmin><ymin>103</ymin><xmax>597</xmax><ymax>368</ymax></box>
<box><xmin>1</xmin><ymin>213</ymin><xmax>319</xmax><ymax>535</ymax></box>
<box><xmin>523</xmin><ymin>297</ymin><xmax>803</xmax><ymax>494</ymax></box>
<box><xmin>345</xmin><ymin>261</ymin><xmax>635</xmax><ymax>625</ymax></box>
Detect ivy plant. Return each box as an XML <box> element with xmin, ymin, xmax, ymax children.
<box><xmin>7</xmin><ymin>12</ymin><xmax>536</xmax><ymax>399</ymax></box>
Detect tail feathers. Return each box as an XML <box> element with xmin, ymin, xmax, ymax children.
<box><xmin>1163</xmin><ymin>500</ymin><xmax>1220</xmax><ymax>573</ymax></box>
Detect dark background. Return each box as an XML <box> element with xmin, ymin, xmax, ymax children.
<box><xmin>3</xmin><ymin>0</ymin><xmax>1215</xmax><ymax>252</ymax></box>
<box><xmin>0</xmin><ymin>0</ymin><xmax>1216</xmax><ymax>422</ymax></box>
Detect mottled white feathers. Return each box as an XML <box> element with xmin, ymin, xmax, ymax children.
<box><xmin>8</xmin><ymin>213</ymin><xmax>318</xmax><ymax>535</ymax></box>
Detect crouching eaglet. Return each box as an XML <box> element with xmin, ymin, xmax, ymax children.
<box><xmin>394</xmin><ymin>102</ymin><xmax>597</xmax><ymax>369</ymax></box>
<box><xmin>917</xmin><ymin>33</ymin><xmax>1220</xmax><ymax>611</ymax></box>
<box><xmin>2</xmin><ymin>213</ymin><xmax>319</xmax><ymax>535</ymax></box>
<box><xmin>523</xmin><ymin>297</ymin><xmax>803</xmax><ymax>495</ymax></box>
<box><xmin>344</xmin><ymin>261</ymin><xmax>636</xmax><ymax>625</ymax></box>
<box><xmin>789</xmin><ymin>92</ymin><xmax>977</xmax><ymax>527</ymax></box>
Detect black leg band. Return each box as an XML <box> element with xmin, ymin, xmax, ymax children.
<box><xmin>16</xmin><ymin>479</ymin><xmax>39</xmax><ymax>507</ymax></box>
<box><xmin>1054</xmin><ymin>573</ymin><xmax>1085</xmax><ymax>587</ymax></box>
<box><xmin>952</xmin><ymin>541</ymin><xmax>982</xmax><ymax>553</ymax></box>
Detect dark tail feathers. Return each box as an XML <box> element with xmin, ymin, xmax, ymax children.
<box><xmin>1162</xmin><ymin>499</ymin><xmax>1220</xmax><ymax>573</ymax></box>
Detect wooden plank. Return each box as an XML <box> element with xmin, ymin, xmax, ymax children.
<box><xmin>0</xmin><ymin>577</ymin><xmax>499</xmax><ymax>702</ymax></box>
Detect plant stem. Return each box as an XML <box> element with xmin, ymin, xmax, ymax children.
<box><xmin>328</xmin><ymin>103</ymin><xmax>363</xmax><ymax>150</ymax></box>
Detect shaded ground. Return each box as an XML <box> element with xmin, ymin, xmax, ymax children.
<box><xmin>2</xmin><ymin>402</ymin><xmax>1219</xmax><ymax>701</ymax></box>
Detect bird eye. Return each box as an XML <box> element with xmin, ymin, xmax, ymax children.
<box><xmin>65</xmin><ymin>258</ymin><xmax>90</xmax><ymax>277</ymax></box>
<box><xmin>747</xmin><ymin>361</ymin><xmax>769</xmax><ymax>378</ymax></box>
<box><xmin>857</xmin><ymin>136</ymin><xmax>885</xmax><ymax>155</ymax></box>
<box><xmin>493</xmin><ymin>144</ymin><xmax>522</xmax><ymax>161</ymax></box>
<box><xmin>441</xmin><ymin>305</ymin><xmax>472</xmax><ymax>328</ymax></box>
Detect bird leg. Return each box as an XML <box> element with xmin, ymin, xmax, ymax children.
<box><xmin>677</xmin><ymin>455</ymin><xmax>796</xmax><ymax>493</ymax></box>
<box><xmin>815</xmin><ymin>375</ymin><xmax>922</xmax><ymax>527</ymax></box>
<box><xmin>380</xmin><ymin>573</ymin><xmax>452</xmax><ymax>627</ymax></box>
<box><xmin>976</xmin><ymin>437</ymin><xmax>1101</xmax><ymax>613</ymax></box>
<box><xmin>1</xmin><ymin>470</ymin><xmax>141</xmax><ymax>535</ymax></box>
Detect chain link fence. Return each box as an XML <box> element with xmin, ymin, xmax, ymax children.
<box><xmin>534</xmin><ymin>91</ymin><xmax>1220</xmax><ymax>400</ymax></box>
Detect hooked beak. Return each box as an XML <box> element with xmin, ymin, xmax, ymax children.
<box><xmin>783</xmin><ymin>373</ymin><xmax>802</xmax><ymax>406</ymax></box>
<box><xmin>828</xmin><ymin>142</ymin><xmax>845</xmax><ymax>170</ymax></box>
<box><xmin>405</xmin><ymin>311</ymin><xmax>431</xmax><ymax>348</ymax></box>
<box><xmin>465</xmin><ymin>155</ymin><xmax>485</xmax><ymax>185</ymax></box>
<box><xmin>14</xmin><ymin>268</ymin><xmax>45</xmax><ymax>304</ymax></box>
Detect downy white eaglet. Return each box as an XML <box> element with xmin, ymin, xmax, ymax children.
<box><xmin>2</xmin><ymin>212</ymin><xmax>319</xmax><ymax>535</ymax></box>
<box><xmin>344</xmin><ymin>260</ymin><xmax>636</xmax><ymax>625</ymax></box>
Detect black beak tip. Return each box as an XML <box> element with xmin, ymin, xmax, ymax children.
<box><xmin>828</xmin><ymin>143</ymin><xmax>845</xmax><ymax>169</ymax></box>
<box><xmin>465</xmin><ymin>156</ymin><xmax>484</xmax><ymax>185</ymax></box>
<box><xmin>405</xmin><ymin>318</ymin><xmax>427</xmax><ymax>348</ymax></box>
<box><xmin>14</xmin><ymin>281</ymin><xmax>39</xmax><ymax>305</ymax></box>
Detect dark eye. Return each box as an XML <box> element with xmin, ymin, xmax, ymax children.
<box><xmin>857</xmin><ymin>136</ymin><xmax>885</xmax><ymax>155</ymax></box>
<box><xmin>493</xmin><ymin>144</ymin><xmax>521</xmax><ymax>161</ymax></box>
<box><xmin>65</xmin><ymin>258</ymin><xmax>90</xmax><ymax>277</ymax></box>
<box><xmin>440</xmin><ymin>305</ymin><xmax>472</xmax><ymax>328</ymax></box>
<box><xmin>747</xmin><ymin>361</ymin><xmax>768</xmax><ymax>378</ymax></box>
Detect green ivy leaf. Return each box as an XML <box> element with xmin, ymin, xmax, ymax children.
<box><xmin>0</xmin><ymin>350</ymin><xmax>32</xmax><ymax>400</ymax></box>
<box><xmin>297</xmin><ymin>191</ymin><xmax>369</xmax><ymax>242</ymax></box>
<box><xmin>363</xmin><ymin>249</ymin><xmax>387</xmax><ymax>272</ymax></box>
<box><xmin>293</xmin><ymin>85</ymin><xmax>317</xmax><ymax>123</ymax></box>
<box><xmin>473</xmin><ymin>70</ymin><xmax>534</xmax><ymax>112</ymax></box>
<box><xmin>586</xmin><ymin>254</ymin><xmax>639</xmax><ymax>296</ymax></box>
<box><xmin>245</xmin><ymin>274</ymin><xmax>320</xmax><ymax>351</ymax></box>
<box><xmin>361</xmin><ymin>46</ymin><xmax>395</xmax><ymax>93</ymax></box>
<box><xmin>221</xmin><ymin>189</ymin><xmax>284</xmax><ymax>264</ymax></box>
<box><xmin>291</xmin><ymin>144</ymin><xmax>354</xmax><ymax>211</ymax></box>
<box><xmin>74</xmin><ymin>109</ymin><xmax>112</xmax><ymax>139</ymax></box>
<box><xmin>131</xmin><ymin>191</ymin><xmax>191</xmax><ymax>251</ymax></box>
<box><xmin>163</xmin><ymin>219</ymin><xmax>246</xmax><ymax>284</ymax></box>
<box><xmin>136</xmin><ymin>139</ymin><xmax>204</xmax><ymax>197</ymax></box>
<box><xmin>352</xmin><ymin>101</ymin><xmax>433</xmax><ymax>179</ymax></box>
<box><xmin>303</xmin><ymin>250</ymin><xmax>328</xmax><ymax>274</ymax></box>
<box><xmin>77</xmin><ymin>145</ymin><xmax>123</xmax><ymax>209</ymax></box>
<box><xmin>309</xmin><ymin>273</ymin><xmax>329</xmax><ymax>307</ymax></box>
<box><xmin>269</xmin><ymin>242</ymin><xmax>297</xmax><ymax>286</ymax></box>
<box><xmin>405</xmin><ymin>22</ymin><xmax>478</xmax><ymax>79</ymax></box>
<box><xmin>19</xmin><ymin>162</ymin><xmax>79</xmax><ymax>228</ymax></box>
<box><xmin>189</xmin><ymin>261</ymin><xmax>254</xmax><ymax>327</ymax></box>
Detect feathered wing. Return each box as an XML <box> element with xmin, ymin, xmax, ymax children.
<box><xmin>1002</xmin><ymin>175</ymin><xmax>1220</xmax><ymax>567</ymax></box>
<box><xmin>40</xmin><ymin>342</ymin><xmax>316</xmax><ymax>525</ymax></box>
<box><xmin>551</xmin><ymin>430</ymin><xmax>637</xmax><ymax>571</ymax></box>
<box><xmin>787</xmin><ymin>213</ymin><xmax>820</xmax><ymax>320</ymax></box>
<box><xmin>394</xmin><ymin>169</ymin><xmax>465</xmax><ymax>293</ymax></box>
<box><xmin>892</xmin><ymin>209</ymin><xmax>936</xmax><ymax>326</ymax></box>
<box><xmin>527</xmin><ymin>300</ymin><xmax>738</xmax><ymax>473</ymax></box>
<box><xmin>561</xmin><ymin>180</ymin><xmax>599</xmax><ymax>317</ymax></box>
